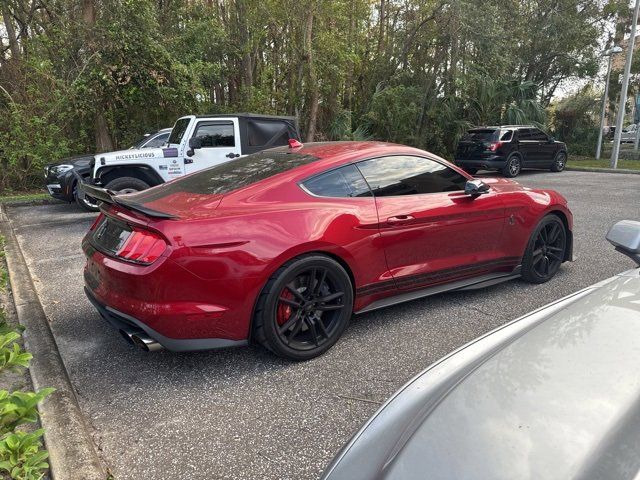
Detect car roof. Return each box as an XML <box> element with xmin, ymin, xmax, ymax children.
<box><xmin>193</xmin><ymin>112</ymin><xmax>297</xmax><ymax>121</ymax></box>
<box><xmin>470</xmin><ymin>125</ymin><xmax>536</xmax><ymax>130</ymax></box>
<box><xmin>323</xmin><ymin>268</ymin><xmax>640</xmax><ymax>479</ymax></box>
<box><xmin>261</xmin><ymin>141</ymin><xmax>448</xmax><ymax>179</ymax></box>
<box><xmin>268</xmin><ymin>140</ymin><xmax>431</xmax><ymax>161</ymax></box>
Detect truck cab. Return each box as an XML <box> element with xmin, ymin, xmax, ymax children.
<box><xmin>90</xmin><ymin>113</ymin><xmax>300</xmax><ymax>193</ymax></box>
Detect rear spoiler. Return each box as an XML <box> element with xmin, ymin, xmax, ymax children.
<box><xmin>80</xmin><ymin>183</ymin><xmax>178</xmax><ymax>220</ymax></box>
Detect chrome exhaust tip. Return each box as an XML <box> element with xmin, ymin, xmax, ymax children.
<box><xmin>118</xmin><ymin>328</ymin><xmax>163</xmax><ymax>352</ymax></box>
<box><xmin>130</xmin><ymin>333</ymin><xmax>164</xmax><ymax>352</ymax></box>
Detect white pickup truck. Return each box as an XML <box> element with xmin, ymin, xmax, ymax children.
<box><xmin>87</xmin><ymin>113</ymin><xmax>300</xmax><ymax>193</ymax></box>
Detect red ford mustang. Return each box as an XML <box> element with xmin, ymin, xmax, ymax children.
<box><xmin>82</xmin><ymin>141</ymin><xmax>573</xmax><ymax>360</ymax></box>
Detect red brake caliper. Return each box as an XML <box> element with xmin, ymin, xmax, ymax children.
<box><xmin>277</xmin><ymin>289</ymin><xmax>294</xmax><ymax>325</ymax></box>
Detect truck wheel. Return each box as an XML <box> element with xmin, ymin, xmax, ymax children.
<box><xmin>104</xmin><ymin>177</ymin><xmax>150</xmax><ymax>194</ymax></box>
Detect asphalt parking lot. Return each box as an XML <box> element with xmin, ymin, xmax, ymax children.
<box><xmin>5</xmin><ymin>170</ymin><xmax>640</xmax><ymax>479</ymax></box>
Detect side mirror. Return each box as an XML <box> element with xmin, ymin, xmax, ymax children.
<box><xmin>464</xmin><ymin>179</ymin><xmax>490</xmax><ymax>197</ymax></box>
<box><xmin>548</xmin><ymin>136</ymin><xmax>555</xmax><ymax>143</ymax></box>
<box><xmin>606</xmin><ymin>220</ymin><xmax>640</xmax><ymax>265</ymax></box>
<box><xmin>187</xmin><ymin>137</ymin><xmax>202</xmax><ymax>158</ymax></box>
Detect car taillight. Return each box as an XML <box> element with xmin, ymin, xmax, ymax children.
<box><xmin>89</xmin><ymin>213</ymin><xmax>104</xmax><ymax>231</ymax></box>
<box><xmin>116</xmin><ymin>229</ymin><xmax>167</xmax><ymax>265</ymax></box>
<box><xmin>488</xmin><ymin>142</ymin><xmax>503</xmax><ymax>152</ymax></box>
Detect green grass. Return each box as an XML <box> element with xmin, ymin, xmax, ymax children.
<box><xmin>569</xmin><ymin>155</ymin><xmax>640</xmax><ymax>170</ymax></box>
<box><xmin>0</xmin><ymin>191</ymin><xmax>49</xmax><ymax>204</ymax></box>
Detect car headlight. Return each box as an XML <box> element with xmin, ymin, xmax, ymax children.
<box><xmin>50</xmin><ymin>164</ymin><xmax>74</xmax><ymax>175</ymax></box>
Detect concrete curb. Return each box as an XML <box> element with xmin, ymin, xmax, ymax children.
<box><xmin>566</xmin><ymin>166</ymin><xmax>640</xmax><ymax>175</ymax></box>
<box><xmin>0</xmin><ymin>204</ymin><xmax>108</xmax><ymax>480</ymax></box>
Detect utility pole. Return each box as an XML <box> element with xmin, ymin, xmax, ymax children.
<box><xmin>596</xmin><ymin>47</ymin><xmax>622</xmax><ymax>160</ymax></box>
<box><xmin>611</xmin><ymin>0</ymin><xmax>640</xmax><ymax>169</ymax></box>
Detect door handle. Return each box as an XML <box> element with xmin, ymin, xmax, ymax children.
<box><xmin>184</xmin><ymin>158</ymin><xmax>193</xmax><ymax>164</ymax></box>
<box><xmin>226</xmin><ymin>153</ymin><xmax>240</xmax><ymax>159</ymax></box>
<box><xmin>386</xmin><ymin>215</ymin><xmax>414</xmax><ymax>225</ymax></box>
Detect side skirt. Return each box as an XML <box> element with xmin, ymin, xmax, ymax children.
<box><xmin>355</xmin><ymin>267</ymin><xmax>521</xmax><ymax>315</ymax></box>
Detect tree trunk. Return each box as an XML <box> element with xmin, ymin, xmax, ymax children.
<box><xmin>305</xmin><ymin>9</ymin><xmax>319</xmax><ymax>142</ymax></box>
<box><xmin>81</xmin><ymin>0</ymin><xmax>113</xmax><ymax>151</ymax></box>
<box><xmin>82</xmin><ymin>0</ymin><xmax>95</xmax><ymax>25</ymax></box>
<box><xmin>94</xmin><ymin>111</ymin><xmax>113</xmax><ymax>152</ymax></box>
<box><xmin>236</xmin><ymin>0</ymin><xmax>253</xmax><ymax>91</ymax></box>
<box><xmin>377</xmin><ymin>0</ymin><xmax>386</xmax><ymax>56</ymax></box>
<box><xmin>1</xmin><ymin>3</ymin><xmax>21</xmax><ymax>60</ymax></box>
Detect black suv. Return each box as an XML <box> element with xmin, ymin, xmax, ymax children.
<box><xmin>44</xmin><ymin>128</ymin><xmax>171</xmax><ymax>211</ymax></box>
<box><xmin>454</xmin><ymin>125</ymin><xmax>567</xmax><ymax>177</ymax></box>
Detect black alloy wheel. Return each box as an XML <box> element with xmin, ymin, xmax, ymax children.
<box><xmin>502</xmin><ymin>155</ymin><xmax>522</xmax><ymax>178</ymax></box>
<box><xmin>253</xmin><ymin>255</ymin><xmax>353</xmax><ymax>360</ymax></box>
<box><xmin>551</xmin><ymin>152</ymin><xmax>566</xmax><ymax>172</ymax></box>
<box><xmin>521</xmin><ymin>215</ymin><xmax>567</xmax><ymax>283</ymax></box>
<box><xmin>74</xmin><ymin>184</ymin><xmax>100</xmax><ymax>212</ymax></box>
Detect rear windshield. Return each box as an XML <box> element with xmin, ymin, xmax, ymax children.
<box><xmin>462</xmin><ymin>129</ymin><xmax>499</xmax><ymax>142</ymax></box>
<box><xmin>131</xmin><ymin>134</ymin><xmax>151</xmax><ymax>149</ymax></box>
<box><xmin>123</xmin><ymin>151</ymin><xmax>319</xmax><ymax>203</ymax></box>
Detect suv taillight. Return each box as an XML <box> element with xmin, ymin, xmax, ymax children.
<box><xmin>488</xmin><ymin>141</ymin><xmax>503</xmax><ymax>152</ymax></box>
<box><xmin>116</xmin><ymin>229</ymin><xmax>167</xmax><ymax>265</ymax></box>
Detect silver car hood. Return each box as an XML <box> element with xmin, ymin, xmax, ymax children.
<box><xmin>323</xmin><ymin>268</ymin><xmax>640</xmax><ymax>480</ymax></box>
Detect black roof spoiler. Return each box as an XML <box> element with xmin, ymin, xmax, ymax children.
<box><xmin>80</xmin><ymin>183</ymin><xmax>178</xmax><ymax>220</ymax></box>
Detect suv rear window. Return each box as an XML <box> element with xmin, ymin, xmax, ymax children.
<box><xmin>125</xmin><ymin>151</ymin><xmax>319</xmax><ymax>202</ymax></box>
<box><xmin>462</xmin><ymin>129</ymin><xmax>499</xmax><ymax>142</ymax></box>
<box><xmin>248</xmin><ymin>120</ymin><xmax>290</xmax><ymax>147</ymax></box>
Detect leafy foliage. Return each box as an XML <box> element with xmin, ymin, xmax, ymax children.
<box><xmin>0</xmin><ymin>242</ymin><xmax>53</xmax><ymax>480</ymax></box>
<box><xmin>0</xmin><ymin>0</ymin><xmax>620</xmax><ymax>190</ymax></box>
<box><xmin>0</xmin><ymin>389</ymin><xmax>55</xmax><ymax>437</ymax></box>
<box><xmin>0</xmin><ymin>334</ymin><xmax>32</xmax><ymax>375</ymax></box>
<box><xmin>0</xmin><ymin>430</ymin><xmax>49</xmax><ymax>480</ymax></box>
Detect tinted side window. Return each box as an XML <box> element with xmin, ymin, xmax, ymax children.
<box><xmin>518</xmin><ymin>129</ymin><xmax>533</xmax><ymax>140</ymax></box>
<box><xmin>302</xmin><ymin>165</ymin><xmax>371</xmax><ymax>198</ymax></box>
<box><xmin>248</xmin><ymin>120</ymin><xmax>290</xmax><ymax>146</ymax></box>
<box><xmin>168</xmin><ymin>118</ymin><xmax>190</xmax><ymax>145</ymax></box>
<box><xmin>500</xmin><ymin>130</ymin><xmax>513</xmax><ymax>141</ymax></box>
<box><xmin>193</xmin><ymin>121</ymin><xmax>235</xmax><ymax>147</ymax></box>
<box><xmin>530</xmin><ymin>129</ymin><xmax>548</xmax><ymax>141</ymax></box>
<box><xmin>357</xmin><ymin>156</ymin><xmax>467</xmax><ymax>197</ymax></box>
<box><xmin>143</xmin><ymin>132</ymin><xmax>169</xmax><ymax>148</ymax></box>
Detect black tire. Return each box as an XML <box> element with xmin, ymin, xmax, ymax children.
<box><xmin>104</xmin><ymin>176</ymin><xmax>150</xmax><ymax>194</ymax></box>
<box><xmin>73</xmin><ymin>183</ymin><xmax>100</xmax><ymax>212</ymax></box>
<box><xmin>521</xmin><ymin>215</ymin><xmax>567</xmax><ymax>284</ymax></box>
<box><xmin>501</xmin><ymin>154</ymin><xmax>522</xmax><ymax>178</ymax></box>
<box><xmin>252</xmin><ymin>254</ymin><xmax>353</xmax><ymax>361</ymax></box>
<box><xmin>550</xmin><ymin>152</ymin><xmax>566</xmax><ymax>172</ymax></box>
<box><xmin>463</xmin><ymin>167</ymin><xmax>478</xmax><ymax>175</ymax></box>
